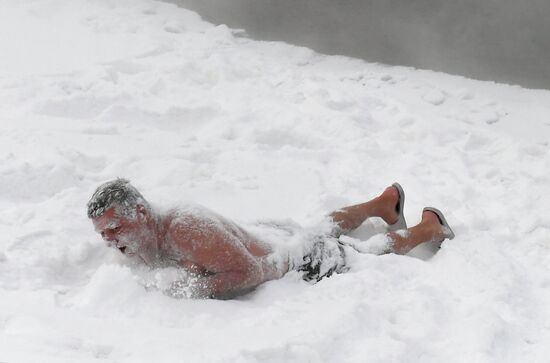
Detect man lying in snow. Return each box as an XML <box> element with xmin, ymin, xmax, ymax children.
<box><xmin>88</xmin><ymin>179</ymin><xmax>454</xmax><ymax>299</ymax></box>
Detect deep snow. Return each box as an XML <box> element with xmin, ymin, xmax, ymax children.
<box><xmin>1</xmin><ymin>0</ymin><xmax>550</xmax><ymax>362</ymax></box>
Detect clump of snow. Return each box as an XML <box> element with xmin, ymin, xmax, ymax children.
<box><xmin>1</xmin><ymin>0</ymin><xmax>550</xmax><ymax>362</ymax></box>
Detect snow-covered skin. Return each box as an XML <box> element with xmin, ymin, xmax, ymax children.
<box><xmin>1</xmin><ymin>0</ymin><xmax>550</xmax><ymax>362</ymax></box>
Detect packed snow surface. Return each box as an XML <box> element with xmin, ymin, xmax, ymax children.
<box><xmin>1</xmin><ymin>0</ymin><xmax>550</xmax><ymax>362</ymax></box>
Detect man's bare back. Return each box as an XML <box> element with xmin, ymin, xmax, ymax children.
<box><xmin>88</xmin><ymin>179</ymin><xmax>454</xmax><ymax>299</ymax></box>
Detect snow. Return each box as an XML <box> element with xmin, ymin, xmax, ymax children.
<box><xmin>1</xmin><ymin>0</ymin><xmax>550</xmax><ymax>362</ymax></box>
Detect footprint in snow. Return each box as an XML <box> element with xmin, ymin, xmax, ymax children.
<box><xmin>422</xmin><ymin>89</ymin><xmax>446</xmax><ymax>106</ymax></box>
<box><xmin>164</xmin><ymin>21</ymin><xmax>185</xmax><ymax>34</ymax></box>
<box><xmin>468</xmin><ymin>109</ymin><xmax>500</xmax><ymax>125</ymax></box>
<box><xmin>380</xmin><ymin>74</ymin><xmax>394</xmax><ymax>83</ymax></box>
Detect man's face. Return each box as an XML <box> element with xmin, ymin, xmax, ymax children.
<box><xmin>92</xmin><ymin>207</ymin><xmax>150</xmax><ymax>256</ymax></box>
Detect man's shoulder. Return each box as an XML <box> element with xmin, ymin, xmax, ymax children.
<box><xmin>166</xmin><ymin>204</ymin><xmax>225</xmax><ymax>239</ymax></box>
<box><xmin>168</xmin><ymin>204</ymin><xmax>219</xmax><ymax>225</ymax></box>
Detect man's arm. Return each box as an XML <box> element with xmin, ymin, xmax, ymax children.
<box><xmin>169</xmin><ymin>215</ymin><xmax>265</xmax><ymax>298</ymax></box>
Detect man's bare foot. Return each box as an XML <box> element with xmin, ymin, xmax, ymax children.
<box><xmin>329</xmin><ymin>184</ymin><xmax>406</xmax><ymax>235</ymax></box>
<box><xmin>418</xmin><ymin>210</ymin><xmax>453</xmax><ymax>243</ymax></box>
<box><xmin>388</xmin><ymin>209</ymin><xmax>454</xmax><ymax>254</ymax></box>
<box><xmin>376</xmin><ymin>186</ymin><xmax>400</xmax><ymax>225</ymax></box>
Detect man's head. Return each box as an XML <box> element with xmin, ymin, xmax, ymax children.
<box><xmin>88</xmin><ymin>179</ymin><xmax>155</xmax><ymax>257</ymax></box>
<box><xmin>87</xmin><ymin>178</ymin><xmax>150</xmax><ymax>220</ymax></box>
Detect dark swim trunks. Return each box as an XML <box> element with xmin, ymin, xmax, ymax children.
<box><xmin>255</xmin><ymin>220</ymin><xmax>350</xmax><ymax>283</ymax></box>
<box><xmin>297</xmin><ymin>236</ymin><xmax>350</xmax><ymax>282</ymax></box>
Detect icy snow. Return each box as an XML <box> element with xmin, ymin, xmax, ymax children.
<box><xmin>1</xmin><ymin>0</ymin><xmax>550</xmax><ymax>362</ymax></box>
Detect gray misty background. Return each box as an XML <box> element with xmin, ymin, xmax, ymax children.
<box><xmin>166</xmin><ymin>0</ymin><xmax>550</xmax><ymax>90</ymax></box>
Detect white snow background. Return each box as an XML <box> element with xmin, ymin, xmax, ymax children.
<box><xmin>1</xmin><ymin>0</ymin><xmax>550</xmax><ymax>362</ymax></box>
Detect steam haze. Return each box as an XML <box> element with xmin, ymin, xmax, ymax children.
<box><xmin>167</xmin><ymin>0</ymin><xmax>550</xmax><ymax>89</ymax></box>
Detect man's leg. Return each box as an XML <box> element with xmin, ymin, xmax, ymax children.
<box><xmin>329</xmin><ymin>185</ymin><xmax>453</xmax><ymax>255</ymax></box>
<box><xmin>329</xmin><ymin>185</ymin><xmax>400</xmax><ymax>235</ymax></box>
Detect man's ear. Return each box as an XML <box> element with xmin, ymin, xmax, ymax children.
<box><xmin>136</xmin><ymin>205</ymin><xmax>148</xmax><ymax>221</ymax></box>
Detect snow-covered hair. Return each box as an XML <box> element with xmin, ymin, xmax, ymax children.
<box><xmin>87</xmin><ymin>178</ymin><xmax>150</xmax><ymax>219</ymax></box>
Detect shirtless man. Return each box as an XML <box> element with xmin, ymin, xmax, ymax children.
<box><xmin>88</xmin><ymin>179</ymin><xmax>454</xmax><ymax>299</ymax></box>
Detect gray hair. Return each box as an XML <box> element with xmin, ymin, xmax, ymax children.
<box><xmin>87</xmin><ymin>178</ymin><xmax>150</xmax><ymax>219</ymax></box>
